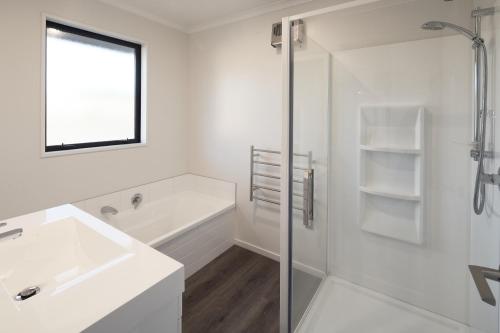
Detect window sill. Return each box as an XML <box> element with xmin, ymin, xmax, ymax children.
<box><xmin>41</xmin><ymin>142</ymin><xmax>147</xmax><ymax>158</ymax></box>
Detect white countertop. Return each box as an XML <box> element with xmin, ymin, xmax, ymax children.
<box><xmin>0</xmin><ymin>204</ymin><xmax>184</xmax><ymax>333</ymax></box>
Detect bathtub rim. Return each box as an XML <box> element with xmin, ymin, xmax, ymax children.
<box><xmin>74</xmin><ymin>172</ymin><xmax>236</xmax><ymax>206</ymax></box>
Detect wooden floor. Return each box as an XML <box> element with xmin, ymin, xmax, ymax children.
<box><xmin>182</xmin><ymin>245</ymin><xmax>280</xmax><ymax>333</ymax></box>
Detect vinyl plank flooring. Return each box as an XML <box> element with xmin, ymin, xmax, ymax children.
<box><xmin>183</xmin><ymin>245</ymin><xmax>280</xmax><ymax>333</ymax></box>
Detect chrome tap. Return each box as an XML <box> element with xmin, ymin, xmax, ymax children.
<box><xmin>131</xmin><ymin>193</ymin><xmax>143</xmax><ymax>209</ymax></box>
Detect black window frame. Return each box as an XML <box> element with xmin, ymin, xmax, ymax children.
<box><xmin>45</xmin><ymin>20</ymin><xmax>142</xmax><ymax>153</ymax></box>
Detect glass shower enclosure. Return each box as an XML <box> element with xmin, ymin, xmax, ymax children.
<box><xmin>281</xmin><ymin>0</ymin><xmax>500</xmax><ymax>332</ymax></box>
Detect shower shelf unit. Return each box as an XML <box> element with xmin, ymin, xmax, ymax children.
<box><xmin>359</xmin><ymin>106</ymin><xmax>425</xmax><ymax>244</ymax></box>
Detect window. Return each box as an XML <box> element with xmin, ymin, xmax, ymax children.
<box><xmin>45</xmin><ymin>20</ymin><xmax>142</xmax><ymax>152</ymax></box>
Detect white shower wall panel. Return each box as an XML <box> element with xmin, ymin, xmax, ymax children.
<box><xmin>325</xmin><ymin>35</ymin><xmax>472</xmax><ymax>322</ymax></box>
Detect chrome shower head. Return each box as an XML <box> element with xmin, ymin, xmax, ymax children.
<box><xmin>421</xmin><ymin>21</ymin><xmax>479</xmax><ymax>42</ymax></box>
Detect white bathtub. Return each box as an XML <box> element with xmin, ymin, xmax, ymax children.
<box><xmin>74</xmin><ymin>174</ymin><xmax>236</xmax><ymax>277</ymax></box>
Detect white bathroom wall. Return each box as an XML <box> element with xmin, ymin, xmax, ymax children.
<box><xmin>185</xmin><ymin>0</ymin><xmax>474</xmax><ymax>268</ymax></box>
<box><xmin>186</xmin><ymin>0</ymin><xmax>356</xmax><ymax>259</ymax></box>
<box><xmin>187</xmin><ymin>16</ymin><xmax>283</xmax><ymax>256</ymax></box>
<box><xmin>321</xmin><ymin>36</ymin><xmax>472</xmax><ymax>322</ymax></box>
<box><xmin>0</xmin><ymin>0</ymin><xmax>189</xmax><ymax>219</ymax></box>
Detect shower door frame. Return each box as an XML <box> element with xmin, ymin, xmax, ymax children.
<box><xmin>280</xmin><ymin>16</ymin><xmax>292</xmax><ymax>333</ymax></box>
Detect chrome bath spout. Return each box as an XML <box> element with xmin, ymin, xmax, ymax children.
<box><xmin>101</xmin><ymin>206</ymin><xmax>118</xmax><ymax>216</ymax></box>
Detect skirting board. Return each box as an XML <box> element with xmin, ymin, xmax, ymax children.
<box><xmin>234</xmin><ymin>238</ymin><xmax>326</xmax><ymax>279</ymax></box>
<box><xmin>234</xmin><ymin>238</ymin><xmax>280</xmax><ymax>261</ymax></box>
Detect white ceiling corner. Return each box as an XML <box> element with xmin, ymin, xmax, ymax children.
<box><xmin>98</xmin><ymin>0</ymin><xmax>186</xmax><ymax>31</ymax></box>
<box><xmin>98</xmin><ymin>0</ymin><xmax>316</xmax><ymax>33</ymax></box>
<box><xmin>187</xmin><ymin>0</ymin><xmax>315</xmax><ymax>33</ymax></box>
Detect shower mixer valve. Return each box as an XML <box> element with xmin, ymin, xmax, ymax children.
<box><xmin>480</xmin><ymin>168</ymin><xmax>500</xmax><ymax>189</ymax></box>
<box><xmin>470</xmin><ymin>149</ymin><xmax>494</xmax><ymax>160</ymax></box>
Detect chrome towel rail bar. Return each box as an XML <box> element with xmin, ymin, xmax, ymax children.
<box><xmin>254</xmin><ymin>147</ymin><xmax>309</xmax><ymax>158</ymax></box>
<box><xmin>250</xmin><ymin>145</ymin><xmax>311</xmax><ymax>202</ymax></box>
<box><xmin>253</xmin><ymin>172</ymin><xmax>280</xmax><ymax>179</ymax></box>
<box><xmin>254</xmin><ymin>160</ymin><xmax>281</xmax><ymax>167</ymax></box>
<box><xmin>253</xmin><ymin>184</ymin><xmax>303</xmax><ymax>197</ymax></box>
<box><xmin>250</xmin><ymin>145</ymin><xmax>314</xmax><ymax>228</ymax></box>
<box><xmin>253</xmin><ymin>184</ymin><xmax>280</xmax><ymax>192</ymax></box>
<box><xmin>253</xmin><ymin>160</ymin><xmax>310</xmax><ymax>171</ymax></box>
<box><xmin>252</xmin><ymin>172</ymin><xmax>303</xmax><ymax>183</ymax></box>
<box><xmin>253</xmin><ymin>195</ymin><xmax>303</xmax><ymax>211</ymax></box>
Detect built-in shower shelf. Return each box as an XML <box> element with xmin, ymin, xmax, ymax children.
<box><xmin>361</xmin><ymin>213</ymin><xmax>421</xmax><ymax>244</ymax></box>
<box><xmin>359</xmin><ymin>106</ymin><xmax>425</xmax><ymax>245</ymax></box>
<box><xmin>359</xmin><ymin>186</ymin><xmax>421</xmax><ymax>202</ymax></box>
<box><xmin>360</xmin><ymin>145</ymin><xmax>421</xmax><ymax>155</ymax></box>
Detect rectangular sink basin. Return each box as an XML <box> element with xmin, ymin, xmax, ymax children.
<box><xmin>0</xmin><ymin>216</ymin><xmax>129</xmax><ymax>299</ymax></box>
<box><xmin>0</xmin><ymin>204</ymin><xmax>184</xmax><ymax>333</ymax></box>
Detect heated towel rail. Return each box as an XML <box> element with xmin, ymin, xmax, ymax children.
<box><xmin>250</xmin><ymin>145</ymin><xmax>314</xmax><ymax>228</ymax></box>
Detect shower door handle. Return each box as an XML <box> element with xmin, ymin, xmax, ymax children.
<box><xmin>303</xmin><ymin>169</ymin><xmax>314</xmax><ymax>229</ymax></box>
<box><xmin>469</xmin><ymin>265</ymin><xmax>500</xmax><ymax>306</ymax></box>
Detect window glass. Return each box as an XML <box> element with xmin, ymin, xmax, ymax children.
<box><xmin>45</xmin><ymin>21</ymin><xmax>141</xmax><ymax>151</ymax></box>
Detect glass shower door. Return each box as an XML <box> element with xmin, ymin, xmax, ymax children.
<box><xmin>284</xmin><ymin>1</ymin><xmax>500</xmax><ymax>332</ymax></box>
<box><xmin>288</xmin><ymin>30</ymin><xmax>330</xmax><ymax>331</ymax></box>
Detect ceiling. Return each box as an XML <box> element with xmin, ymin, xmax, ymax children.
<box><xmin>306</xmin><ymin>0</ymin><xmax>474</xmax><ymax>51</ymax></box>
<box><xmin>99</xmin><ymin>0</ymin><xmax>316</xmax><ymax>33</ymax></box>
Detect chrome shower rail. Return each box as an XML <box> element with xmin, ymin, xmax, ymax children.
<box><xmin>250</xmin><ymin>145</ymin><xmax>314</xmax><ymax>228</ymax></box>
<box><xmin>422</xmin><ymin>6</ymin><xmax>498</xmax><ymax>216</ymax></box>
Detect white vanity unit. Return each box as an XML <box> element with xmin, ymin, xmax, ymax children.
<box><xmin>0</xmin><ymin>204</ymin><xmax>184</xmax><ymax>333</ymax></box>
